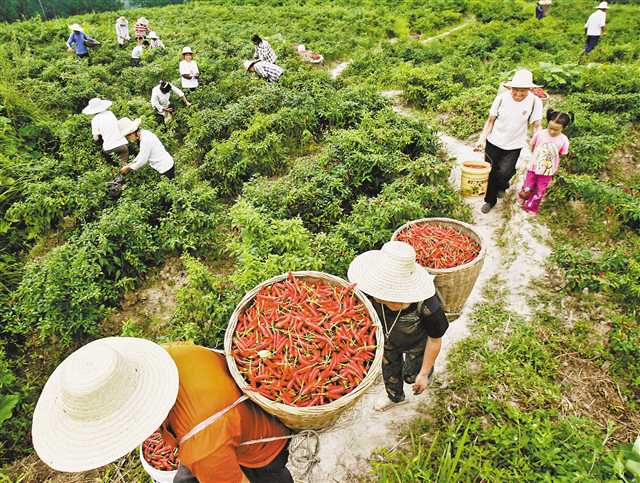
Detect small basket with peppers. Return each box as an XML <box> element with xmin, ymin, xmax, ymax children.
<box><xmin>139</xmin><ymin>430</ymin><xmax>179</xmax><ymax>483</ymax></box>
<box><xmin>224</xmin><ymin>271</ymin><xmax>384</xmax><ymax>430</ymax></box>
<box><xmin>392</xmin><ymin>218</ymin><xmax>486</xmax><ymax>320</ymax></box>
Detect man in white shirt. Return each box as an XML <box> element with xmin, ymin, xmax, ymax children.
<box><xmin>82</xmin><ymin>98</ymin><xmax>129</xmax><ymax>163</ymax></box>
<box><xmin>584</xmin><ymin>2</ymin><xmax>608</xmax><ymax>54</ymax></box>
<box><xmin>131</xmin><ymin>38</ymin><xmax>149</xmax><ymax>67</ymax></box>
<box><xmin>115</xmin><ymin>17</ymin><xmax>130</xmax><ymax>48</ymax></box>
<box><xmin>118</xmin><ymin>118</ymin><xmax>175</xmax><ymax>179</ymax></box>
<box><xmin>474</xmin><ymin>69</ymin><xmax>543</xmax><ymax>213</ymax></box>
<box><xmin>150</xmin><ymin>80</ymin><xmax>191</xmax><ymax>125</ymax></box>
<box><xmin>179</xmin><ymin>47</ymin><xmax>199</xmax><ymax>90</ymax></box>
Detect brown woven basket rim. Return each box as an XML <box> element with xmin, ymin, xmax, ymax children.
<box><xmin>391</xmin><ymin>217</ymin><xmax>486</xmax><ymax>274</ymax></box>
<box><xmin>223</xmin><ymin>271</ymin><xmax>384</xmax><ymax>418</ymax></box>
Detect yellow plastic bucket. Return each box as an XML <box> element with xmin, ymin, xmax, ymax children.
<box><xmin>460</xmin><ymin>161</ymin><xmax>491</xmax><ymax>197</ymax></box>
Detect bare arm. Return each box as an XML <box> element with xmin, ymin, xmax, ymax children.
<box><xmin>474</xmin><ymin>115</ymin><xmax>497</xmax><ymax>151</ymax></box>
<box><xmin>412</xmin><ymin>337</ymin><xmax>441</xmax><ymax>394</ymax></box>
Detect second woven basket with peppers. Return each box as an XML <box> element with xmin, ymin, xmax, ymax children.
<box><xmin>224</xmin><ymin>271</ymin><xmax>383</xmax><ymax>430</ymax></box>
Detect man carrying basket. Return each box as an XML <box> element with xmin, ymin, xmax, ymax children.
<box><xmin>31</xmin><ymin>338</ymin><xmax>294</xmax><ymax>483</ymax></box>
<box><xmin>348</xmin><ymin>241</ymin><xmax>449</xmax><ymax>411</ymax></box>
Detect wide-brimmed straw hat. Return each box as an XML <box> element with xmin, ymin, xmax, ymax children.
<box><xmin>81</xmin><ymin>98</ymin><xmax>112</xmax><ymax>115</ymax></box>
<box><xmin>118</xmin><ymin>117</ymin><xmax>142</xmax><ymax>137</ymax></box>
<box><xmin>148</xmin><ymin>31</ymin><xmax>159</xmax><ymax>39</ymax></box>
<box><xmin>137</xmin><ymin>17</ymin><xmax>149</xmax><ymax>25</ymax></box>
<box><xmin>68</xmin><ymin>23</ymin><xmax>83</xmax><ymax>32</ymax></box>
<box><xmin>597</xmin><ymin>1</ymin><xmax>608</xmax><ymax>8</ymax></box>
<box><xmin>503</xmin><ymin>69</ymin><xmax>540</xmax><ymax>89</ymax></box>
<box><xmin>348</xmin><ymin>241</ymin><xmax>436</xmax><ymax>303</ymax></box>
<box><xmin>117</xmin><ymin>16</ymin><xmax>127</xmax><ymax>23</ymax></box>
<box><xmin>182</xmin><ymin>46</ymin><xmax>193</xmax><ymax>55</ymax></box>
<box><xmin>32</xmin><ymin>337</ymin><xmax>179</xmax><ymax>472</ymax></box>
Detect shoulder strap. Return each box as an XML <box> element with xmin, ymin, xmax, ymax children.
<box><xmin>528</xmin><ymin>95</ymin><xmax>538</xmax><ymax>124</ymax></box>
<box><xmin>179</xmin><ymin>394</ymin><xmax>249</xmax><ymax>446</ymax></box>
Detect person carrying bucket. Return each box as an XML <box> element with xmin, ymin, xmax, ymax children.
<box><xmin>474</xmin><ymin>69</ymin><xmax>543</xmax><ymax>214</ymax></box>
<box><xmin>31</xmin><ymin>338</ymin><xmax>295</xmax><ymax>483</ymax></box>
<box><xmin>348</xmin><ymin>241</ymin><xmax>449</xmax><ymax>412</ymax></box>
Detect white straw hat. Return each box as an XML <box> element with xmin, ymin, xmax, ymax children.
<box><xmin>32</xmin><ymin>337</ymin><xmax>179</xmax><ymax>472</ymax></box>
<box><xmin>503</xmin><ymin>69</ymin><xmax>540</xmax><ymax>89</ymax></box>
<box><xmin>597</xmin><ymin>2</ymin><xmax>608</xmax><ymax>9</ymax></box>
<box><xmin>118</xmin><ymin>117</ymin><xmax>142</xmax><ymax>137</ymax></box>
<box><xmin>148</xmin><ymin>31</ymin><xmax>159</xmax><ymax>39</ymax></box>
<box><xmin>68</xmin><ymin>23</ymin><xmax>83</xmax><ymax>32</ymax></box>
<box><xmin>81</xmin><ymin>98</ymin><xmax>113</xmax><ymax>115</ymax></box>
<box><xmin>348</xmin><ymin>241</ymin><xmax>436</xmax><ymax>303</ymax></box>
<box><xmin>182</xmin><ymin>46</ymin><xmax>193</xmax><ymax>55</ymax></box>
<box><xmin>137</xmin><ymin>17</ymin><xmax>149</xmax><ymax>25</ymax></box>
<box><xmin>117</xmin><ymin>16</ymin><xmax>127</xmax><ymax>23</ymax></box>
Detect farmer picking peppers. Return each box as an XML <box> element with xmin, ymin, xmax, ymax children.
<box><xmin>31</xmin><ymin>338</ymin><xmax>294</xmax><ymax>483</ymax></box>
<box><xmin>348</xmin><ymin>241</ymin><xmax>449</xmax><ymax>411</ymax></box>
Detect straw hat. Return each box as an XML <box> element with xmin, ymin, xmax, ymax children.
<box><xmin>81</xmin><ymin>98</ymin><xmax>112</xmax><ymax>115</ymax></box>
<box><xmin>68</xmin><ymin>23</ymin><xmax>83</xmax><ymax>32</ymax></box>
<box><xmin>348</xmin><ymin>241</ymin><xmax>436</xmax><ymax>303</ymax></box>
<box><xmin>137</xmin><ymin>17</ymin><xmax>149</xmax><ymax>25</ymax></box>
<box><xmin>118</xmin><ymin>117</ymin><xmax>142</xmax><ymax>137</ymax></box>
<box><xmin>32</xmin><ymin>337</ymin><xmax>179</xmax><ymax>472</ymax></box>
<box><xmin>182</xmin><ymin>46</ymin><xmax>193</xmax><ymax>55</ymax></box>
<box><xmin>117</xmin><ymin>16</ymin><xmax>127</xmax><ymax>24</ymax></box>
<box><xmin>503</xmin><ymin>69</ymin><xmax>540</xmax><ymax>89</ymax></box>
<box><xmin>148</xmin><ymin>31</ymin><xmax>159</xmax><ymax>39</ymax></box>
<box><xmin>597</xmin><ymin>1</ymin><xmax>608</xmax><ymax>8</ymax></box>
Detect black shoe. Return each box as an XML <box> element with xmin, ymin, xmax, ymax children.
<box><xmin>481</xmin><ymin>203</ymin><xmax>493</xmax><ymax>214</ymax></box>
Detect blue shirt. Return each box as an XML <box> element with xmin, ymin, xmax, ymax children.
<box><xmin>66</xmin><ymin>31</ymin><xmax>93</xmax><ymax>55</ymax></box>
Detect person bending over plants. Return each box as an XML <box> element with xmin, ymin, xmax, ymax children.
<box><xmin>348</xmin><ymin>241</ymin><xmax>449</xmax><ymax>412</ymax></box>
<box><xmin>130</xmin><ymin>38</ymin><xmax>150</xmax><ymax>67</ymax></box>
<box><xmin>118</xmin><ymin>117</ymin><xmax>175</xmax><ymax>179</ymax></box>
<box><xmin>474</xmin><ymin>69</ymin><xmax>543</xmax><ymax>214</ymax></box>
<box><xmin>244</xmin><ymin>59</ymin><xmax>284</xmax><ymax>83</ymax></box>
<box><xmin>151</xmin><ymin>80</ymin><xmax>191</xmax><ymax>125</ymax></box>
<box><xmin>31</xmin><ymin>338</ymin><xmax>294</xmax><ymax>483</ymax></box>
<box><xmin>82</xmin><ymin>97</ymin><xmax>129</xmax><ymax>163</ymax></box>
<box><xmin>518</xmin><ymin>109</ymin><xmax>572</xmax><ymax>214</ymax></box>
<box><xmin>251</xmin><ymin>34</ymin><xmax>277</xmax><ymax>63</ymax></box>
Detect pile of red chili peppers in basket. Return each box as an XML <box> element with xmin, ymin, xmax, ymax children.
<box><xmin>142</xmin><ymin>431</ymin><xmax>179</xmax><ymax>472</ymax></box>
<box><xmin>231</xmin><ymin>274</ymin><xmax>377</xmax><ymax>407</ymax></box>
<box><xmin>396</xmin><ymin>223</ymin><xmax>481</xmax><ymax>269</ymax></box>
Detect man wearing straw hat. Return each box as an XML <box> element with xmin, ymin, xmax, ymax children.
<box><xmin>66</xmin><ymin>23</ymin><xmax>98</xmax><ymax>59</ymax></box>
<box><xmin>583</xmin><ymin>2</ymin><xmax>609</xmax><ymax>54</ymax></box>
<box><xmin>117</xmin><ymin>117</ymin><xmax>176</xmax><ymax>179</ymax></box>
<box><xmin>115</xmin><ymin>16</ymin><xmax>130</xmax><ymax>48</ymax></box>
<box><xmin>32</xmin><ymin>338</ymin><xmax>294</xmax><ymax>482</ymax></box>
<box><xmin>348</xmin><ymin>241</ymin><xmax>449</xmax><ymax>411</ymax></box>
<box><xmin>82</xmin><ymin>97</ymin><xmax>129</xmax><ymax>163</ymax></box>
<box><xmin>474</xmin><ymin>69</ymin><xmax>543</xmax><ymax>214</ymax></box>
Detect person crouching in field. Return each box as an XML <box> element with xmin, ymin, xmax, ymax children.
<box><xmin>31</xmin><ymin>338</ymin><xmax>294</xmax><ymax>483</ymax></box>
<box><xmin>131</xmin><ymin>38</ymin><xmax>149</xmax><ymax>66</ymax></box>
<box><xmin>151</xmin><ymin>80</ymin><xmax>191</xmax><ymax>125</ymax></box>
<box><xmin>475</xmin><ymin>69</ymin><xmax>543</xmax><ymax>214</ymax></box>
<box><xmin>251</xmin><ymin>34</ymin><xmax>277</xmax><ymax>63</ymax></box>
<box><xmin>82</xmin><ymin>98</ymin><xmax>129</xmax><ymax>163</ymax></box>
<box><xmin>118</xmin><ymin>118</ymin><xmax>175</xmax><ymax>179</ymax></box>
<box><xmin>348</xmin><ymin>241</ymin><xmax>449</xmax><ymax>412</ymax></box>
<box><xmin>115</xmin><ymin>16</ymin><xmax>130</xmax><ymax>48</ymax></box>
<box><xmin>244</xmin><ymin>59</ymin><xmax>284</xmax><ymax>83</ymax></box>
<box><xmin>518</xmin><ymin>110</ymin><xmax>572</xmax><ymax>214</ymax></box>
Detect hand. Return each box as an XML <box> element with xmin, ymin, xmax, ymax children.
<box><xmin>473</xmin><ymin>140</ymin><xmax>485</xmax><ymax>152</ymax></box>
<box><xmin>412</xmin><ymin>372</ymin><xmax>431</xmax><ymax>395</ymax></box>
<box><xmin>119</xmin><ymin>166</ymin><xmax>131</xmax><ymax>175</ymax></box>
<box><xmin>67</xmin><ymin>47</ymin><xmax>74</xmax><ymax>53</ymax></box>
<box><xmin>185</xmin><ymin>74</ymin><xmax>192</xmax><ymax>79</ymax></box>
<box><xmin>185</xmin><ymin>101</ymin><xmax>192</xmax><ymax>107</ymax></box>
<box><xmin>163</xmin><ymin>107</ymin><xmax>174</xmax><ymax>112</ymax></box>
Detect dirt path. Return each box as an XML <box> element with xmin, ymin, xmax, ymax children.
<box><xmin>290</xmin><ymin>94</ymin><xmax>552</xmax><ymax>483</ymax></box>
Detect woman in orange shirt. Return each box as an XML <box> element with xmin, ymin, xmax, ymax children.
<box><xmin>31</xmin><ymin>337</ymin><xmax>293</xmax><ymax>483</ymax></box>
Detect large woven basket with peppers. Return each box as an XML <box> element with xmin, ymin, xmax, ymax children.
<box><xmin>392</xmin><ymin>217</ymin><xmax>486</xmax><ymax>320</ymax></box>
<box><xmin>224</xmin><ymin>271</ymin><xmax>384</xmax><ymax>430</ymax></box>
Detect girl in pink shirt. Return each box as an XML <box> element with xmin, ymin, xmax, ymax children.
<box><xmin>519</xmin><ymin>110</ymin><xmax>572</xmax><ymax>214</ymax></box>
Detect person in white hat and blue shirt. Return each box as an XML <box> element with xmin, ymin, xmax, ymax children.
<box><xmin>66</xmin><ymin>23</ymin><xmax>98</xmax><ymax>59</ymax></box>
<box><xmin>474</xmin><ymin>68</ymin><xmax>543</xmax><ymax>214</ymax></box>
<box><xmin>180</xmin><ymin>47</ymin><xmax>200</xmax><ymax>90</ymax></box>
<box><xmin>348</xmin><ymin>241</ymin><xmax>449</xmax><ymax>411</ymax></box>
<box><xmin>82</xmin><ymin>98</ymin><xmax>129</xmax><ymax>163</ymax></box>
<box><xmin>118</xmin><ymin>118</ymin><xmax>175</xmax><ymax>179</ymax></box>
<box><xmin>584</xmin><ymin>2</ymin><xmax>609</xmax><ymax>54</ymax></box>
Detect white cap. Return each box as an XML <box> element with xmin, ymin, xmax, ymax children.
<box><xmin>182</xmin><ymin>46</ymin><xmax>193</xmax><ymax>55</ymax></box>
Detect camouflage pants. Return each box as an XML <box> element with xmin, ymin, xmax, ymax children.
<box><xmin>382</xmin><ymin>339</ymin><xmax>427</xmax><ymax>403</ymax></box>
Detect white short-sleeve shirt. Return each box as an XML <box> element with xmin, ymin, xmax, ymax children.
<box><xmin>585</xmin><ymin>10</ymin><xmax>606</xmax><ymax>36</ymax></box>
<box><xmin>487</xmin><ymin>92</ymin><xmax>543</xmax><ymax>150</ymax></box>
<box><xmin>179</xmin><ymin>60</ymin><xmax>199</xmax><ymax>88</ymax></box>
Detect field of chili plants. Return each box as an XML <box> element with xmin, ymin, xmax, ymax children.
<box><xmin>0</xmin><ymin>0</ymin><xmax>470</xmax><ymax>474</ymax></box>
<box><xmin>1</xmin><ymin>0</ymin><xmax>639</xmax><ymax>480</ymax></box>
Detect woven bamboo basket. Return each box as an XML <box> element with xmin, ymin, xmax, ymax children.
<box><xmin>392</xmin><ymin>218</ymin><xmax>486</xmax><ymax>320</ymax></box>
<box><xmin>224</xmin><ymin>271</ymin><xmax>384</xmax><ymax>430</ymax></box>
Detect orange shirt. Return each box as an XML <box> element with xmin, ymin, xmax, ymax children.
<box><xmin>164</xmin><ymin>344</ymin><xmax>288</xmax><ymax>483</ymax></box>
